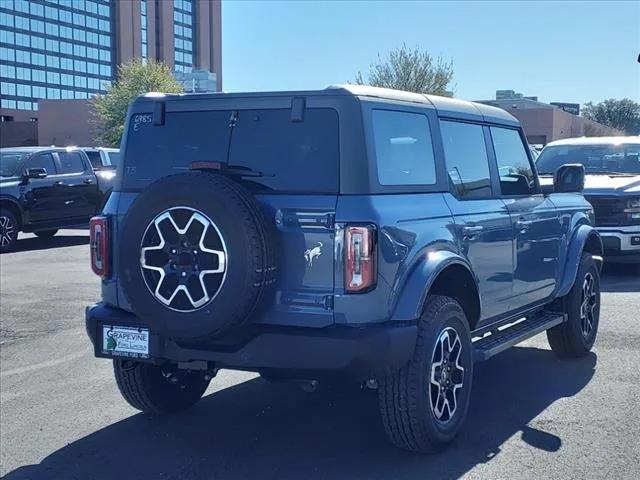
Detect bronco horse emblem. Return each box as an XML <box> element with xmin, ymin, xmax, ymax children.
<box><xmin>304</xmin><ymin>242</ymin><xmax>323</xmax><ymax>267</ymax></box>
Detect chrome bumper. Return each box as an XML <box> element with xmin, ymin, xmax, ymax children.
<box><xmin>597</xmin><ymin>225</ymin><xmax>640</xmax><ymax>252</ymax></box>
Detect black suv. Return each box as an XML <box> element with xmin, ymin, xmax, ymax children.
<box><xmin>0</xmin><ymin>146</ymin><xmax>113</xmax><ymax>251</ymax></box>
<box><xmin>86</xmin><ymin>86</ymin><xmax>602</xmax><ymax>452</ymax></box>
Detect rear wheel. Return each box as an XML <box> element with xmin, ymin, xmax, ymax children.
<box><xmin>0</xmin><ymin>208</ymin><xmax>18</xmax><ymax>253</ymax></box>
<box><xmin>113</xmin><ymin>360</ymin><xmax>211</xmax><ymax>414</ymax></box>
<box><xmin>35</xmin><ymin>229</ymin><xmax>58</xmax><ymax>239</ymax></box>
<box><xmin>378</xmin><ymin>295</ymin><xmax>473</xmax><ymax>453</ymax></box>
<box><xmin>547</xmin><ymin>253</ymin><xmax>600</xmax><ymax>358</ymax></box>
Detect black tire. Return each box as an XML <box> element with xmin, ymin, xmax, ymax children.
<box><xmin>0</xmin><ymin>208</ymin><xmax>19</xmax><ymax>253</ymax></box>
<box><xmin>379</xmin><ymin>295</ymin><xmax>473</xmax><ymax>453</ymax></box>
<box><xmin>113</xmin><ymin>360</ymin><xmax>211</xmax><ymax>414</ymax></box>
<box><xmin>118</xmin><ymin>172</ymin><xmax>277</xmax><ymax>341</ymax></box>
<box><xmin>547</xmin><ymin>253</ymin><xmax>600</xmax><ymax>358</ymax></box>
<box><xmin>35</xmin><ymin>229</ymin><xmax>58</xmax><ymax>239</ymax></box>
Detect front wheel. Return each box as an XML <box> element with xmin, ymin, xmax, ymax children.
<box><xmin>113</xmin><ymin>360</ymin><xmax>211</xmax><ymax>414</ymax></box>
<box><xmin>0</xmin><ymin>208</ymin><xmax>18</xmax><ymax>253</ymax></box>
<box><xmin>35</xmin><ymin>229</ymin><xmax>58</xmax><ymax>239</ymax></box>
<box><xmin>378</xmin><ymin>295</ymin><xmax>473</xmax><ymax>453</ymax></box>
<box><xmin>547</xmin><ymin>253</ymin><xmax>600</xmax><ymax>358</ymax></box>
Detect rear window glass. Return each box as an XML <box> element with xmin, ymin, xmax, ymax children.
<box><xmin>122</xmin><ymin>110</ymin><xmax>232</xmax><ymax>191</ymax></box>
<box><xmin>372</xmin><ymin>109</ymin><xmax>436</xmax><ymax>186</ymax></box>
<box><xmin>122</xmin><ymin>108</ymin><xmax>339</xmax><ymax>193</ymax></box>
<box><xmin>228</xmin><ymin>108</ymin><xmax>339</xmax><ymax>193</ymax></box>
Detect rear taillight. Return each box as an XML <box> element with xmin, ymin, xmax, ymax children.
<box><xmin>345</xmin><ymin>225</ymin><xmax>376</xmax><ymax>293</ymax></box>
<box><xmin>90</xmin><ymin>216</ymin><xmax>110</xmax><ymax>278</ymax></box>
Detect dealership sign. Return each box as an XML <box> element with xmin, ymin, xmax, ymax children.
<box><xmin>550</xmin><ymin>102</ymin><xmax>580</xmax><ymax>116</ymax></box>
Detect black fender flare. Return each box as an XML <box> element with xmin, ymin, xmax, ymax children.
<box><xmin>390</xmin><ymin>249</ymin><xmax>479</xmax><ymax>322</ymax></box>
<box><xmin>555</xmin><ymin>224</ymin><xmax>603</xmax><ymax>298</ymax></box>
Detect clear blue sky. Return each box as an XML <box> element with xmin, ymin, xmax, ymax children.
<box><xmin>223</xmin><ymin>0</ymin><xmax>639</xmax><ymax>105</ymax></box>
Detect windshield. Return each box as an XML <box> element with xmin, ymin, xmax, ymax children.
<box><xmin>107</xmin><ymin>151</ymin><xmax>120</xmax><ymax>166</ymax></box>
<box><xmin>0</xmin><ymin>152</ymin><xmax>26</xmax><ymax>177</ymax></box>
<box><xmin>536</xmin><ymin>144</ymin><xmax>640</xmax><ymax>175</ymax></box>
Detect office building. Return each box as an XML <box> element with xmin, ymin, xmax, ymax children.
<box><xmin>0</xmin><ymin>0</ymin><xmax>222</xmax><ymax>146</ymax></box>
<box><xmin>478</xmin><ymin>91</ymin><xmax>621</xmax><ymax>145</ymax></box>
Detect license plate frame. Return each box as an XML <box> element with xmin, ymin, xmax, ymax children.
<box><xmin>102</xmin><ymin>325</ymin><xmax>150</xmax><ymax>359</ymax></box>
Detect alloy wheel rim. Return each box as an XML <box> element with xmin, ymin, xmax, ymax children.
<box><xmin>429</xmin><ymin>326</ymin><xmax>465</xmax><ymax>424</ymax></box>
<box><xmin>0</xmin><ymin>215</ymin><xmax>15</xmax><ymax>247</ymax></box>
<box><xmin>140</xmin><ymin>207</ymin><xmax>227</xmax><ymax>312</ymax></box>
<box><xmin>580</xmin><ymin>272</ymin><xmax>597</xmax><ymax>338</ymax></box>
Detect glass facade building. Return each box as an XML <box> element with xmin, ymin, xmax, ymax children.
<box><xmin>0</xmin><ymin>0</ymin><xmax>221</xmax><ymax>147</ymax></box>
<box><xmin>172</xmin><ymin>0</ymin><xmax>194</xmax><ymax>73</ymax></box>
<box><xmin>140</xmin><ymin>0</ymin><xmax>147</xmax><ymax>60</ymax></box>
<box><xmin>0</xmin><ymin>0</ymin><xmax>114</xmax><ymax>111</ymax></box>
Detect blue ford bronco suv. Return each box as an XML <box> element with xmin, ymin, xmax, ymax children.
<box><xmin>86</xmin><ymin>85</ymin><xmax>603</xmax><ymax>452</ymax></box>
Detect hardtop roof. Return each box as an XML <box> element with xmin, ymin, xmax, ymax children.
<box><xmin>133</xmin><ymin>85</ymin><xmax>520</xmax><ymax>127</ymax></box>
<box><xmin>0</xmin><ymin>146</ymin><xmax>83</xmax><ymax>154</ymax></box>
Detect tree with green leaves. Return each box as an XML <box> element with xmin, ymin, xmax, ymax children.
<box><xmin>354</xmin><ymin>44</ymin><xmax>454</xmax><ymax>96</ymax></box>
<box><xmin>91</xmin><ymin>59</ymin><xmax>183</xmax><ymax>147</ymax></box>
<box><xmin>582</xmin><ymin>98</ymin><xmax>640</xmax><ymax>136</ymax></box>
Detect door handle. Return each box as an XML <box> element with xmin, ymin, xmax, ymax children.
<box><xmin>84</xmin><ymin>179</ymin><xmax>93</xmax><ymax>184</ymax></box>
<box><xmin>54</xmin><ymin>180</ymin><xmax>65</xmax><ymax>186</ymax></box>
<box><xmin>462</xmin><ymin>225</ymin><xmax>484</xmax><ymax>237</ymax></box>
<box><xmin>515</xmin><ymin>219</ymin><xmax>533</xmax><ymax>231</ymax></box>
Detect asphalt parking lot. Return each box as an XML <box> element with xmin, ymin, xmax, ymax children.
<box><xmin>1</xmin><ymin>229</ymin><xmax>639</xmax><ymax>480</ymax></box>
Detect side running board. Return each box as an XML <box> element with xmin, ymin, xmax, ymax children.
<box><xmin>473</xmin><ymin>312</ymin><xmax>567</xmax><ymax>362</ymax></box>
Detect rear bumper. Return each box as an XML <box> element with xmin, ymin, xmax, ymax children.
<box><xmin>597</xmin><ymin>226</ymin><xmax>640</xmax><ymax>263</ymax></box>
<box><xmin>85</xmin><ymin>303</ymin><xmax>417</xmax><ymax>380</ymax></box>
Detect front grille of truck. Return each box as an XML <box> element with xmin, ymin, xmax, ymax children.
<box><xmin>585</xmin><ymin>196</ymin><xmax>635</xmax><ymax>226</ymax></box>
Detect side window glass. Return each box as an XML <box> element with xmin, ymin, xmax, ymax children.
<box><xmin>58</xmin><ymin>152</ymin><xmax>86</xmax><ymax>174</ymax></box>
<box><xmin>440</xmin><ymin>121</ymin><xmax>492</xmax><ymax>199</ymax></box>
<box><xmin>372</xmin><ymin>109</ymin><xmax>436</xmax><ymax>186</ymax></box>
<box><xmin>28</xmin><ymin>153</ymin><xmax>57</xmax><ymax>175</ymax></box>
<box><xmin>491</xmin><ymin>127</ymin><xmax>537</xmax><ymax>196</ymax></box>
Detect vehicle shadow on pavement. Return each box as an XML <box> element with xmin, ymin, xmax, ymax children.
<box><xmin>3</xmin><ymin>347</ymin><xmax>596</xmax><ymax>480</ymax></box>
<box><xmin>600</xmin><ymin>263</ymin><xmax>640</xmax><ymax>293</ymax></box>
<box><xmin>5</xmin><ymin>234</ymin><xmax>89</xmax><ymax>254</ymax></box>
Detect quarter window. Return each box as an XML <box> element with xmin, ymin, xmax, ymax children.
<box><xmin>491</xmin><ymin>127</ymin><xmax>537</xmax><ymax>196</ymax></box>
<box><xmin>85</xmin><ymin>151</ymin><xmax>103</xmax><ymax>169</ymax></box>
<box><xmin>440</xmin><ymin>120</ymin><xmax>492</xmax><ymax>199</ymax></box>
<box><xmin>372</xmin><ymin>109</ymin><xmax>436</xmax><ymax>186</ymax></box>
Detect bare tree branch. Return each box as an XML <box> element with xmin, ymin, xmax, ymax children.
<box><xmin>355</xmin><ymin>44</ymin><xmax>454</xmax><ymax>96</ymax></box>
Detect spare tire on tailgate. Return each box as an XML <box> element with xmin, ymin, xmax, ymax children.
<box><xmin>118</xmin><ymin>172</ymin><xmax>276</xmax><ymax>341</ymax></box>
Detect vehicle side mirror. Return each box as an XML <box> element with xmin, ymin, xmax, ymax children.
<box><xmin>25</xmin><ymin>168</ymin><xmax>48</xmax><ymax>179</ymax></box>
<box><xmin>554</xmin><ymin>164</ymin><xmax>585</xmax><ymax>193</ymax></box>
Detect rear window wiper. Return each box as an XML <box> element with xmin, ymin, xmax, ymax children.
<box><xmin>190</xmin><ymin>161</ymin><xmax>273</xmax><ymax>178</ymax></box>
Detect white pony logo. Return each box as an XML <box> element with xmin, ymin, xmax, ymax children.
<box><xmin>304</xmin><ymin>241</ymin><xmax>323</xmax><ymax>267</ymax></box>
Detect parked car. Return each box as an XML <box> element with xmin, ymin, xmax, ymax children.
<box><xmin>85</xmin><ymin>86</ymin><xmax>603</xmax><ymax>453</ymax></box>
<box><xmin>80</xmin><ymin>147</ymin><xmax>119</xmax><ymax>204</ymax></box>
<box><xmin>537</xmin><ymin>136</ymin><xmax>640</xmax><ymax>264</ymax></box>
<box><xmin>0</xmin><ymin>146</ymin><xmax>114</xmax><ymax>252</ymax></box>
<box><xmin>81</xmin><ymin>147</ymin><xmax>121</xmax><ymax>170</ymax></box>
<box><xmin>529</xmin><ymin>144</ymin><xmax>541</xmax><ymax>160</ymax></box>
